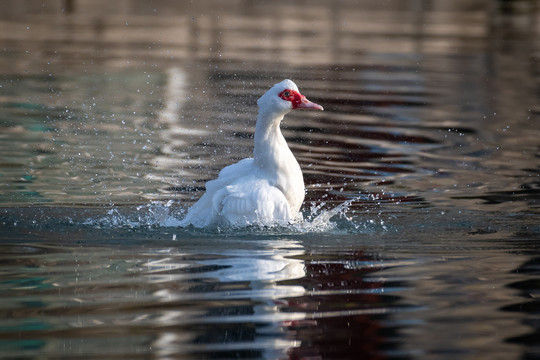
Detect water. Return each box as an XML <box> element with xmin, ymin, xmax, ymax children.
<box><xmin>1</xmin><ymin>1</ymin><xmax>539</xmax><ymax>359</ymax></box>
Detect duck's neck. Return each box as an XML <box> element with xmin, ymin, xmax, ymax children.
<box><xmin>253</xmin><ymin>109</ymin><xmax>290</xmax><ymax>170</ymax></box>
<box><xmin>253</xmin><ymin>107</ymin><xmax>305</xmax><ymax>213</ymax></box>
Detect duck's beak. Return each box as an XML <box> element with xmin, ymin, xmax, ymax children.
<box><xmin>294</xmin><ymin>95</ymin><xmax>324</xmax><ymax>111</ymax></box>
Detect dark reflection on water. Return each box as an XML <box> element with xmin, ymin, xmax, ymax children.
<box><xmin>503</xmin><ymin>256</ymin><xmax>540</xmax><ymax>360</ymax></box>
<box><xmin>1</xmin><ymin>0</ymin><xmax>540</xmax><ymax>359</ymax></box>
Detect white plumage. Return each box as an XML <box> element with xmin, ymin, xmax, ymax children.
<box><xmin>180</xmin><ymin>79</ymin><xmax>323</xmax><ymax>227</ymax></box>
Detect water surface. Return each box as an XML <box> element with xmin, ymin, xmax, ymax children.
<box><xmin>1</xmin><ymin>1</ymin><xmax>539</xmax><ymax>359</ymax></box>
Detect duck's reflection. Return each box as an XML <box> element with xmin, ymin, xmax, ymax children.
<box><xmin>140</xmin><ymin>241</ymin><xmax>394</xmax><ymax>359</ymax></box>
<box><xmin>143</xmin><ymin>239</ymin><xmax>305</xmax><ymax>359</ymax></box>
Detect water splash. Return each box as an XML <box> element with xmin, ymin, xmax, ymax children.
<box><xmin>82</xmin><ymin>200</ymin><xmax>183</xmax><ymax>229</ymax></box>
<box><xmin>294</xmin><ymin>197</ymin><xmax>388</xmax><ymax>233</ymax></box>
<box><xmin>81</xmin><ymin>198</ymin><xmax>387</xmax><ymax>234</ymax></box>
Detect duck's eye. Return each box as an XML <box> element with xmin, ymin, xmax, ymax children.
<box><xmin>279</xmin><ymin>89</ymin><xmax>296</xmax><ymax>102</ymax></box>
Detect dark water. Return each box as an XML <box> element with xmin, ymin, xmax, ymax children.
<box><xmin>1</xmin><ymin>1</ymin><xmax>540</xmax><ymax>359</ymax></box>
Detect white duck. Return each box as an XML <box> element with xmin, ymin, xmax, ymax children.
<box><xmin>180</xmin><ymin>79</ymin><xmax>323</xmax><ymax>228</ymax></box>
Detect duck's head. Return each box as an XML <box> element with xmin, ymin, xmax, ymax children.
<box><xmin>257</xmin><ymin>79</ymin><xmax>323</xmax><ymax>116</ymax></box>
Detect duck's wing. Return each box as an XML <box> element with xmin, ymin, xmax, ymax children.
<box><xmin>179</xmin><ymin>158</ymin><xmax>255</xmax><ymax>228</ymax></box>
<box><xmin>216</xmin><ymin>178</ymin><xmax>292</xmax><ymax>227</ymax></box>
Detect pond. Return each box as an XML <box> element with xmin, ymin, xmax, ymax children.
<box><xmin>1</xmin><ymin>1</ymin><xmax>539</xmax><ymax>359</ymax></box>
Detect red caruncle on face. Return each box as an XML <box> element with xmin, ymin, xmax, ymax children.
<box><xmin>279</xmin><ymin>89</ymin><xmax>306</xmax><ymax>109</ymax></box>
